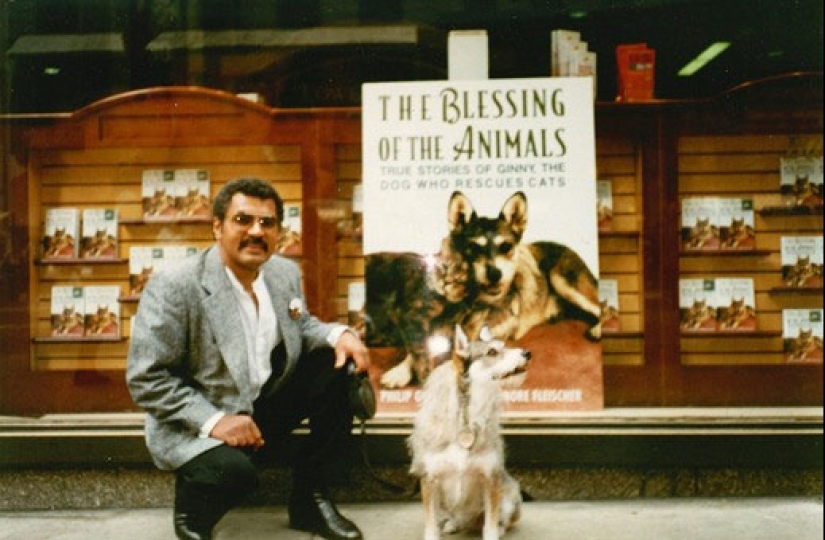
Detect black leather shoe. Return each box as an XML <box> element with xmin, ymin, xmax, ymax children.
<box><xmin>288</xmin><ymin>489</ymin><xmax>363</xmax><ymax>540</ymax></box>
<box><xmin>173</xmin><ymin>511</ymin><xmax>212</xmax><ymax>540</ymax></box>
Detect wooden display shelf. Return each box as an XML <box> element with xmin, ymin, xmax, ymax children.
<box><xmin>769</xmin><ymin>287</ymin><xmax>824</xmax><ymax>295</ymax></box>
<box><xmin>35</xmin><ymin>257</ymin><xmax>128</xmax><ymax>266</ymax></box>
<box><xmin>679</xmin><ymin>249</ymin><xmax>772</xmax><ymax>257</ymax></box>
<box><xmin>599</xmin><ymin>230</ymin><xmax>642</xmax><ymax>238</ymax></box>
<box><xmin>602</xmin><ymin>331</ymin><xmax>645</xmax><ymax>338</ymax></box>
<box><xmin>33</xmin><ymin>336</ymin><xmax>126</xmax><ymax>344</ymax></box>
<box><xmin>758</xmin><ymin>204</ymin><xmax>823</xmax><ymax>216</ymax></box>
<box><xmin>680</xmin><ymin>331</ymin><xmax>782</xmax><ymax>338</ymax></box>
<box><xmin>119</xmin><ymin>216</ymin><xmax>213</xmax><ymax>225</ymax></box>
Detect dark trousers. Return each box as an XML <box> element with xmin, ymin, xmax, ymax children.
<box><xmin>174</xmin><ymin>347</ymin><xmax>354</xmax><ymax>525</ymax></box>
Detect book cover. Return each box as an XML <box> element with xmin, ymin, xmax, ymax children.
<box><xmin>277</xmin><ymin>203</ymin><xmax>302</xmax><ymax>256</ymax></box>
<box><xmin>781</xmin><ymin>155</ymin><xmax>824</xmax><ymax>206</ymax></box>
<box><xmin>598</xmin><ymin>279</ymin><xmax>621</xmax><ymax>332</ymax></box>
<box><xmin>715</xmin><ymin>277</ymin><xmax>757</xmax><ymax>331</ymax></box>
<box><xmin>681</xmin><ymin>197</ymin><xmax>720</xmax><ymax>251</ymax></box>
<box><xmin>781</xmin><ymin>236</ymin><xmax>824</xmax><ymax>288</ymax></box>
<box><xmin>42</xmin><ymin>207</ymin><xmax>80</xmax><ymax>259</ymax></box>
<box><xmin>363</xmin><ymin>77</ymin><xmax>602</xmax><ymax>413</ymax></box>
<box><xmin>128</xmin><ymin>246</ymin><xmax>165</xmax><ymax>296</ymax></box>
<box><xmin>141</xmin><ymin>169</ymin><xmax>178</xmax><ymax>219</ymax></box>
<box><xmin>679</xmin><ymin>278</ymin><xmax>717</xmax><ymax>332</ymax></box>
<box><xmin>83</xmin><ymin>285</ymin><xmax>121</xmax><ymax>337</ymax></box>
<box><xmin>347</xmin><ymin>281</ymin><xmax>367</xmax><ymax>341</ymax></box>
<box><xmin>718</xmin><ymin>198</ymin><xmax>755</xmax><ymax>250</ymax></box>
<box><xmin>175</xmin><ymin>169</ymin><xmax>211</xmax><ymax>218</ymax></box>
<box><xmin>50</xmin><ymin>285</ymin><xmax>85</xmax><ymax>337</ymax></box>
<box><xmin>783</xmin><ymin>309</ymin><xmax>823</xmax><ymax>363</ymax></box>
<box><xmin>596</xmin><ymin>180</ymin><xmax>613</xmax><ymax>231</ymax></box>
<box><xmin>79</xmin><ymin>208</ymin><xmax>118</xmax><ymax>259</ymax></box>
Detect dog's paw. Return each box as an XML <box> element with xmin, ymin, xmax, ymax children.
<box><xmin>441</xmin><ymin>518</ymin><xmax>458</xmax><ymax>534</ymax></box>
<box><xmin>424</xmin><ymin>529</ymin><xmax>441</xmax><ymax>540</ymax></box>
<box><xmin>381</xmin><ymin>357</ymin><xmax>413</xmax><ymax>388</ymax></box>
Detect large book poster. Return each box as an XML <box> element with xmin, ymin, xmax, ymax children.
<box><xmin>362</xmin><ymin>78</ymin><xmax>602</xmax><ymax>415</ymax></box>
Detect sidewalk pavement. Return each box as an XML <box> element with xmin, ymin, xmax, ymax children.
<box><xmin>0</xmin><ymin>498</ymin><xmax>822</xmax><ymax>540</ymax></box>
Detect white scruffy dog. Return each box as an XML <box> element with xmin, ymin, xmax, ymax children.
<box><xmin>408</xmin><ymin>325</ymin><xmax>530</xmax><ymax>540</ymax></box>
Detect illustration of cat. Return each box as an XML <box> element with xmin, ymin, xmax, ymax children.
<box><xmin>80</xmin><ymin>228</ymin><xmax>116</xmax><ymax>258</ymax></box>
<box><xmin>86</xmin><ymin>305</ymin><xmax>119</xmax><ymax>335</ymax></box>
<box><xmin>722</xmin><ymin>217</ymin><xmax>755</xmax><ymax>249</ymax></box>
<box><xmin>144</xmin><ymin>189</ymin><xmax>177</xmax><ymax>217</ymax></box>
<box><xmin>787</xmin><ymin>328</ymin><xmax>824</xmax><ymax>363</ymax></box>
<box><xmin>130</xmin><ymin>266</ymin><xmax>154</xmax><ymax>295</ymax></box>
<box><xmin>687</xmin><ymin>218</ymin><xmax>719</xmax><ymax>249</ymax></box>
<box><xmin>718</xmin><ymin>298</ymin><xmax>756</xmax><ymax>330</ymax></box>
<box><xmin>681</xmin><ymin>298</ymin><xmax>715</xmax><ymax>330</ymax></box>
<box><xmin>793</xmin><ymin>175</ymin><xmax>823</xmax><ymax>206</ymax></box>
<box><xmin>179</xmin><ymin>188</ymin><xmax>210</xmax><ymax>217</ymax></box>
<box><xmin>43</xmin><ymin>228</ymin><xmax>76</xmax><ymax>258</ymax></box>
<box><xmin>784</xmin><ymin>256</ymin><xmax>823</xmax><ymax>288</ymax></box>
<box><xmin>53</xmin><ymin>306</ymin><xmax>84</xmax><ymax>336</ymax></box>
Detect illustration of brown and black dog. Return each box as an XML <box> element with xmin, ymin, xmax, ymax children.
<box><xmin>369</xmin><ymin>190</ymin><xmax>601</xmax><ymax>389</ymax></box>
<box><xmin>445</xmin><ymin>191</ymin><xmax>601</xmax><ymax>344</ymax></box>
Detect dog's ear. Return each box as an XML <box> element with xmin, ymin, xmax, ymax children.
<box><xmin>453</xmin><ymin>324</ymin><xmax>470</xmax><ymax>357</ymax></box>
<box><xmin>478</xmin><ymin>325</ymin><xmax>493</xmax><ymax>342</ymax></box>
<box><xmin>448</xmin><ymin>192</ymin><xmax>475</xmax><ymax>232</ymax></box>
<box><xmin>500</xmin><ymin>191</ymin><xmax>528</xmax><ymax>238</ymax></box>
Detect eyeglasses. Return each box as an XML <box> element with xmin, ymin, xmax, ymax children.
<box><xmin>230</xmin><ymin>213</ymin><xmax>280</xmax><ymax>230</ymax></box>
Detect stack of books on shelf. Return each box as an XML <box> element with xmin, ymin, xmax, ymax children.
<box><xmin>680</xmin><ymin>197</ymin><xmax>755</xmax><ymax>251</ymax></box>
<box><xmin>50</xmin><ymin>285</ymin><xmax>121</xmax><ymax>338</ymax></box>
<box><xmin>598</xmin><ymin>279</ymin><xmax>621</xmax><ymax>332</ymax></box>
<box><xmin>782</xmin><ymin>309</ymin><xmax>823</xmax><ymax>363</ymax></box>
<box><xmin>615</xmin><ymin>43</ymin><xmax>655</xmax><ymax>101</ymax></box>
<box><xmin>141</xmin><ymin>169</ymin><xmax>211</xmax><ymax>220</ymax></box>
<box><xmin>551</xmin><ymin>29</ymin><xmax>597</xmax><ymax>96</ymax></box>
<box><xmin>679</xmin><ymin>277</ymin><xmax>757</xmax><ymax>332</ymax></box>
<box><xmin>42</xmin><ymin>207</ymin><xmax>120</xmax><ymax>260</ymax></box>
<box><xmin>780</xmin><ymin>236</ymin><xmax>823</xmax><ymax>289</ymax></box>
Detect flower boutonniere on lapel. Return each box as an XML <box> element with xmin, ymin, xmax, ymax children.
<box><xmin>288</xmin><ymin>298</ymin><xmax>303</xmax><ymax>320</ymax></box>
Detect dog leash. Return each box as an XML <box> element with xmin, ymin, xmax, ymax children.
<box><xmin>355</xmin><ymin>418</ymin><xmax>421</xmax><ymax>497</ymax></box>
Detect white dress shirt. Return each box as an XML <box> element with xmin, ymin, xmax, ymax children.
<box><xmin>199</xmin><ymin>267</ymin><xmax>346</xmax><ymax>438</ymax></box>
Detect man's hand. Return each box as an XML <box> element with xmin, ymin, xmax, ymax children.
<box><xmin>210</xmin><ymin>414</ymin><xmax>265</xmax><ymax>450</ymax></box>
<box><xmin>334</xmin><ymin>330</ymin><xmax>371</xmax><ymax>373</ymax></box>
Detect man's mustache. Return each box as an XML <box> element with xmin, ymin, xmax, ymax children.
<box><xmin>240</xmin><ymin>238</ymin><xmax>268</xmax><ymax>250</ymax></box>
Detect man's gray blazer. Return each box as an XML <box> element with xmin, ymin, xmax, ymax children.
<box><xmin>126</xmin><ymin>246</ymin><xmax>343</xmax><ymax>471</ymax></box>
